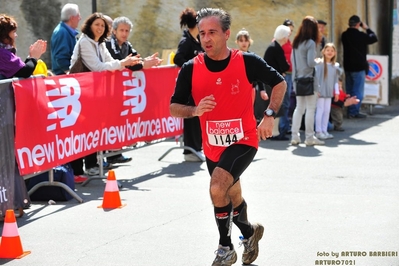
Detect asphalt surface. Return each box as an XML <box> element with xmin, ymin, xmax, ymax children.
<box><xmin>1</xmin><ymin>102</ymin><xmax>399</xmax><ymax>266</ymax></box>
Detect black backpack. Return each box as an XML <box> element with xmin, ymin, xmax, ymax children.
<box><xmin>27</xmin><ymin>164</ymin><xmax>75</xmax><ymax>201</ymax></box>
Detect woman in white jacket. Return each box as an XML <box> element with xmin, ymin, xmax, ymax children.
<box><xmin>69</xmin><ymin>12</ymin><xmax>141</xmax><ymax>178</ymax></box>
<box><xmin>70</xmin><ymin>12</ymin><xmax>140</xmax><ymax>72</ymax></box>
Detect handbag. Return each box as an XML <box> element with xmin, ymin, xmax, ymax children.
<box><xmin>69</xmin><ymin>42</ymin><xmax>90</xmax><ymax>74</ymax></box>
<box><xmin>293</xmin><ymin>49</ymin><xmax>315</xmax><ymax>96</ymax></box>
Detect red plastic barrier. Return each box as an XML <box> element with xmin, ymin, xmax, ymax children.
<box><xmin>13</xmin><ymin>67</ymin><xmax>182</xmax><ymax>175</ymax></box>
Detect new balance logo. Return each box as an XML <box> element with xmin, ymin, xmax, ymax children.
<box><xmin>45</xmin><ymin>78</ymin><xmax>81</xmax><ymax>131</ymax></box>
<box><xmin>120</xmin><ymin>70</ymin><xmax>147</xmax><ymax>116</ymax></box>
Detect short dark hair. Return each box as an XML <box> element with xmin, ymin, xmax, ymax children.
<box><xmin>0</xmin><ymin>14</ymin><xmax>17</xmax><ymax>46</ymax></box>
<box><xmin>196</xmin><ymin>8</ymin><xmax>231</xmax><ymax>32</ymax></box>
<box><xmin>348</xmin><ymin>15</ymin><xmax>361</xmax><ymax>26</ymax></box>
<box><xmin>81</xmin><ymin>12</ymin><xmax>109</xmax><ymax>43</ymax></box>
<box><xmin>283</xmin><ymin>19</ymin><xmax>294</xmax><ymax>27</ymax></box>
<box><xmin>179</xmin><ymin>7</ymin><xmax>197</xmax><ymax>29</ymax></box>
<box><xmin>317</xmin><ymin>19</ymin><xmax>327</xmax><ymax>25</ymax></box>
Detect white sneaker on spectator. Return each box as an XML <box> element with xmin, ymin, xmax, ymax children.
<box><xmin>323</xmin><ymin>132</ymin><xmax>334</xmax><ymax>139</ymax></box>
<box><xmin>305</xmin><ymin>136</ymin><xmax>325</xmax><ymax>146</ymax></box>
<box><xmin>291</xmin><ymin>134</ymin><xmax>301</xmax><ymax>145</ymax></box>
<box><xmin>184</xmin><ymin>153</ymin><xmax>203</xmax><ymax>162</ymax></box>
<box><xmin>315</xmin><ymin>132</ymin><xmax>328</xmax><ymax>140</ymax></box>
<box><xmin>86</xmin><ymin>167</ymin><xmax>100</xmax><ymax>176</ymax></box>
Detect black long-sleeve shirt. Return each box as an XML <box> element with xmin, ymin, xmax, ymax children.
<box><xmin>341</xmin><ymin>27</ymin><xmax>378</xmax><ymax>72</ymax></box>
<box><xmin>12</xmin><ymin>58</ymin><xmax>37</xmax><ymax>78</ymax></box>
<box><xmin>263</xmin><ymin>40</ymin><xmax>290</xmax><ymax>75</ymax></box>
<box><xmin>105</xmin><ymin>36</ymin><xmax>143</xmax><ymax>71</ymax></box>
<box><xmin>171</xmin><ymin>51</ymin><xmax>284</xmax><ymax>105</ymax></box>
<box><xmin>173</xmin><ymin>30</ymin><xmax>203</xmax><ymax>67</ymax></box>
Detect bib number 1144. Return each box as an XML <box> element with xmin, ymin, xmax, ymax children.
<box><xmin>206</xmin><ymin>119</ymin><xmax>244</xmax><ymax>147</ymax></box>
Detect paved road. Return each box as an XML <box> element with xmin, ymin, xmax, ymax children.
<box><xmin>1</xmin><ymin>103</ymin><xmax>399</xmax><ymax>266</ymax></box>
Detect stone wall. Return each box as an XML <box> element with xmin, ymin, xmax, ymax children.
<box><xmin>1</xmin><ymin>0</ymin><xmax>395</xmax><ymax>98</ymax></box>
<box><xmin>94</xmin><ymin>0</ymin><xmax>333</xmax><ymax>59</ymax></box>
<box><xmin>1</xmin><ymin>0</ymin><xmax>93</xmax><ymax>68</ymax></box>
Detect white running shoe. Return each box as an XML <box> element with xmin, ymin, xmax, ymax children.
<box><xmin>212</xmin><ymin>245</ymin><xmax>237</xmax><ymax>266</ymax></box>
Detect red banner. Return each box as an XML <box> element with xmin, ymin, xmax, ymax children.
<box><xmin>13</xmin><ymin>67</ymin><xmax>182</xmax><ymax>175</ymax></box>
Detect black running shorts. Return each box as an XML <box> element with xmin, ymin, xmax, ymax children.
<box><xmin>206</xmin><ymin>144</ymin><xmax>257</xmax><ymax>183</ymax></box>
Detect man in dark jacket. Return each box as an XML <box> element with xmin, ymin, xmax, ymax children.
<box><xmin>105</xmin><ymin>17</ymin><xmax>161</xmax><ymax>72</ymax></box>
<box><xmin>105</xmin><ymin>16</ymin><xmax>161</xmax><ymax>164</ymax></box>
<box><xmin>341</xmin><ymin>15</ymin><xmax>378</xmax><ymax>118</ymax></box>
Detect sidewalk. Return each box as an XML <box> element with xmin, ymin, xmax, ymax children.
<box><xmin>1</xmin><ymin>101</ymin><xmax>398</xmax><ymax>266</ymax></box>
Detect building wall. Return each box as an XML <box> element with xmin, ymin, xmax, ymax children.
<box><xmin>1</xmin><ymin>0</ymin><xmax>394</xmax><ymax>97</ymax></box>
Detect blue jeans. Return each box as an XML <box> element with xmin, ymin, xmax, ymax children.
<box><xmin>345</xmin><ymin>70</ymin><xmax>365</xmax><ymax>116</ymax></box>
<box><xmin>278</xmin><ymin>74</ymin><xmax>292</xmax><ymax>135</ymax></box>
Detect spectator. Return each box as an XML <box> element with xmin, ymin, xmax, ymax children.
<box><xmin>51</xmin><ymin>3</ymin><xmax>81</xmax><ymax>75</ymax></box>
<box><xmin>314</xmin><ymin>43</ymin><xmax>340</xmax><ymax>140</ymax></box>
<box><xmin>235</xmin><ymin>29</ymin><xmax>268</xmax><ymax>122</ymax></box>
<box><xmin>103</xmin><ymin>14</ymin><xmax>113</xmax><ymax>34</ymax></box>
<box><xmin>341</xmin><ymin>15</ymin><xmax>377</xmax><ymax>118</ymax></box>
<box><xmin>281</xmin><ymin>19</ymin><xmax>295</xmax><ymax>134</ymax></box>
<box><xmin>263</xmin><ymin>25</ymin><xmax>291</xmax><ymax>140</ymax></box>
<box><xmin>0</xmin><ymin>13</ymin><xmax>47</xmax><ymax>217</ymax></box>
<box><xmin>173</xmin><ymin>7</ymin><xmax>204</xmax><ymax>162</ymax></box>
<box><xmin>290</xmin><ymin>16</ymin><xmax>324</xmax><ymax>146</ymax></box>
<box><xmin>170</xmin><ymin>7</ymin><xmax>286</xmax><ymax>265</ymax></box>
<box><xmin>91</xmin><ymin>14</ymin><xmax>117</xmax><ymax>170</ymax></box>
<box><xmin>0</xmin><ymin>14</ymin><xmax>46</xmax><ymax>79</ymax></box>
<box><xmin>106</xmin><ymin>17</ymin><xmax>161</xmax><ymax>72</ymax></box>
<box><xmin>235</xmin><ymin>28</ymin><xmax>253</xmax><ymax>52</ymax></box>
<box><xmin>330</xmin><ymin>78</ymin><xmax>360</xmax><ymax>131</ymax></box>
<box><xmin>105</xmin><ymin>16</ymin><xmax>161</xmax><ymax>164</ymax></box>
<box><xmin>317</xmin><ymin>19</ymin><xmax>327</xmax><ymax>51</ymax></box>
<box><xmin>50</xmin><ymin>4</ymin><xmax>89</xmax><ymax>183</ymax></box>
<box><xmin>69</xmin><ymin>12</ymin><xmax>141</xmax><ymax>177</ymax></box>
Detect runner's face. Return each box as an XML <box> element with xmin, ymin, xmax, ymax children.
<box><xmin>198</xmin><ymin>16</ymin><xmax>230</xmax><ymax>60</ymax></box>
<box><xmin>114</xmin><ymin>23</ymin><xmax>131</xmax><ymax>45</ymax></box>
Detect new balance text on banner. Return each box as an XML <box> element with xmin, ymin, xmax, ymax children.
<box><xmin>13</xmin><ymin>67</ymin><xmax>182</xmax><ymax>175</ymax></box>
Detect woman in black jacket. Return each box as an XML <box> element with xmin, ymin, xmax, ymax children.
<box><xmin>173</xmin><ymin>7</ymin><xmax>204</xmax><ymax>162</ymax></box>
<box><xmin>263</xmin><ymin>25</ymin><xmax>291</xmax><ymax>140</ymax></box>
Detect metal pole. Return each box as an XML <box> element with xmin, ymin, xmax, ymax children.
<box><xmin>92</xmin><ymin>0</ymin><xmax>97</xmax><ymax>13</ymax></box>
<box><xmin>388</xmin><ymin>0</ymin><xmax>394</xmax><ymax>101</ymax></box>
<box><xmin>331</xmin><ymin>0</ymin><xmax>335</xmax><ymax>43</ymax></box>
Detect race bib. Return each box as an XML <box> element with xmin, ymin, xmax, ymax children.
<box><xmin>206</xmin><ymin>119</ymin><xmax>244</xmax><ymax>147</ymax></box>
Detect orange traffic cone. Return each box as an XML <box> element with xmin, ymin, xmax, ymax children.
<box><xmin>0</xmin><ymin>209</ymin><xmax>31</xmax><ymax>259</ymax></box>
<box><xmin>98</xmin><ymin>170</ymin><xmax>126</xmax><ymax>209</ymax></box>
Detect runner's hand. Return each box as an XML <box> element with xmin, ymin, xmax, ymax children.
<box><xmin>257</xmin><ymin>116</ymin><xmax>274</xmax><ymax>141</ymax></box>
<box><xmin>193</xmin><ymin>94</ymin><xmax>216</xmax><ymax>117</ymax></box>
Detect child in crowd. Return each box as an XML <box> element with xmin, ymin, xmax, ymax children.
<box><xmin>314</xmin><ymin>43</ymin><xmax>340</xmax><ymax>140</ymax></box>
<box><xmin>235</xmin><ymin>28</ymin><xmax>252</xmax><ymax>52</ymax></box>
<box><xmin>330</xmin><ymin>78</ymin><xmax>360</xmax><ymax>131</ymax></box>
<box><xmin>235</xmin><ymin>29</ymin><xmax>268</xmax><ymax>124</ymax></box>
